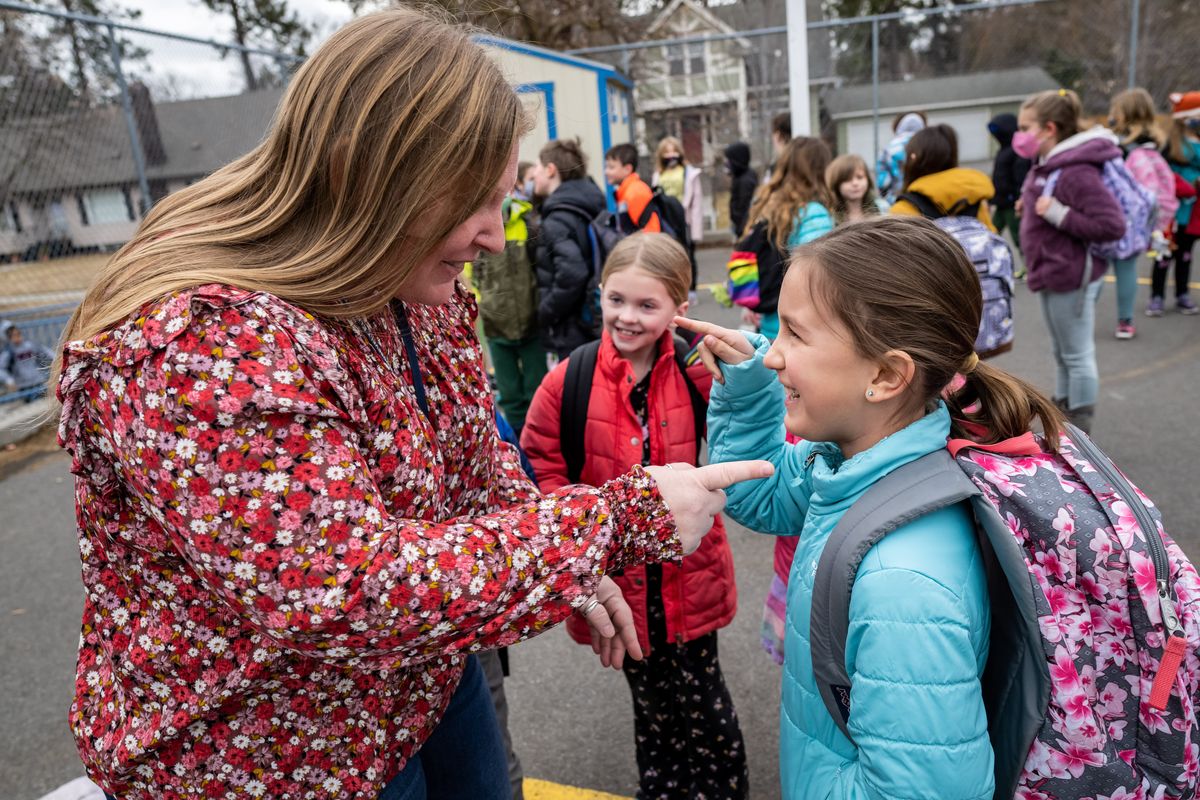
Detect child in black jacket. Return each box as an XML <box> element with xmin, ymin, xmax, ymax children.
<box><xmin>724</xmin><ymin>141</ymin><xmax>758</xmax><ymax>237</ymax></box>
<box><xmin>988</xmin><ymin>113</ymin><xmax>1031</xmax><ymax>268</ymax></box>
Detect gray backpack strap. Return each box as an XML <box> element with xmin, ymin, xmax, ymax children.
<box><xmin>965</xmin><ymin>492</ymin><xmax>1048</xmax><ymax>800</ymax></box>
<box><xmin>810</xmin><ymin>449</ymin><xmax>981</xmax><ymax>744</ymax></box>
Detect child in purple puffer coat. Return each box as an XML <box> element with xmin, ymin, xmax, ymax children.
<box><xmin>1015</xmin><ymin>89</ymin><xmax>1126</xmax><ymax>433</ymax></box>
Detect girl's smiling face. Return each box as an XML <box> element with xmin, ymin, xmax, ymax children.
<box><xmin>601</xmin><ymin>265</ymin><xmax>689</xmax><ymax>364</ymax></box>
<box><xmin>763</xmin><ymin>261</ymin><xmax>882</xmax><ymax>455</ymax></box>
<box><xmin>840</xmin><ymin>169</ymin><xmax>869</xmax><ymax>203</ymax></box>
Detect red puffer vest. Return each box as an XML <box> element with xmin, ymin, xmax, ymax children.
<box><xmin>521</xmin><ymin>330</ymin><xmax>737</xmax><ymax>653</ymax></box>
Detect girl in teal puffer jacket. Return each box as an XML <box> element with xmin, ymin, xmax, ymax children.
<box><xmin>678</xmin><ymin>216</ymin><xmax>1067</xmax><ymax>800</ymax></box>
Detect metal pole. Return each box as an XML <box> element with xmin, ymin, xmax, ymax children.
<box><xmin>107</xmin><ymin>24</ymin><xmax>152</xmax><ymax>216</ymax></box>
<box><xmin>785</xmin><ymin>0</ymin><xmax>812</xmax><ymax>136</ymax></box>
<box><xmin>872</xmin><ymin>17</ymin><xmax>880</xmax><ymax>167</ymax></box>
<box><xmin>1128</xmin><ymin>0</ymin><xmax>1140</xmax><ymax>89</ymax></box>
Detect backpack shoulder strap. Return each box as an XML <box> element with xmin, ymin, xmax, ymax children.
<box><xmin>1041</xmin><ymin>169</ymin><xmax>1062</xmax><ymax>199</ymax></box>
<box><xmin>560</xmin><ymin>339</ymin><xmax>602</xmax><ymax>484</ymax></box>
<box><xmin>672</xmin><ymin>334</ymin><xmax>707</xmax><ymax>460</ymax></box>
<box><xmin>945</xmin><ymin>198</ymin><xmax>982</xmax><ymax>219</ymax></box>
<box><xmin>897</xmin><ymin>191</ymin><xmax>944</xmax><ymax>220</ymax></box>
<box><xmin>810</xmin><ymin>449</ymin><xmax>981</xmax><ymax>743</ymax></box>
<box><xmin>551</xmin><ymin>203</ymin><xmax>603</xmax><ymax>278</ymax></box>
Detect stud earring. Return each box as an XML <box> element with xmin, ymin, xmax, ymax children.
<box><xmin>865</xmin><ymin>389</ymin><xmax>875</xmax><ymax>398</ymax></box>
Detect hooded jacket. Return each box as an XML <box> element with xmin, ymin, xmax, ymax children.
<box><xmin>1168</xmin><ymin>134</ymin><xmax>1200</xmax><ymax>229</ymax></box>
<box><xmin>724</xmin><ymin>142</ymin><xmax>758</xmax><ymax>235</ymax></box>
<box><xmin>876</xmin><ymin>112</ymin><xmax>925</xmax><ymax>201</ymax></box>
<box><xmin>709</xmin><ymin>336</ymin><xmax>992</xmax><ymax>800</ymax></box>
<box><xmin>520</xmin><ymin>330</ymin><xmax>737</xmax><ymax>654</ymax></box>
<box><xmin>988</xmin><ymin>113</ymin><xmax>1031</xmax><ymax>210</ymax></box>
<box><xmin>0</xmin><ymin>332</ymin><xmax>53</xmax><ymax>390</ymax></box>
<box><xmin>1020</xmin><ymin>127</ymin><xmax>1126</xmax><ymax>294</ymax></box>
<box><xmin>890</xmin><ymin>167</ymin><xmax>998</xmax><ymax>231</ymax></box>
<box><xmin>534</xmin><ymin>178</ymin><xmax>608</xmax><ymax>358</ymax></box>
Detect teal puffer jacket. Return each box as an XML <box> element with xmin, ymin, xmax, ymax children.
<box><xmin>708</xmin><ymin>335</ymin><xmax>994</xmax><ymax>800</ymax></box>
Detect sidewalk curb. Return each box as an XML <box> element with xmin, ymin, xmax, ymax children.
<box><xmin>0</xmin><ymin>397</ymin><xmax>53</xmax><ymax>448</ymax></box>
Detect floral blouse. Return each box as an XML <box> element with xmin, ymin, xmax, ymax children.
<box><xmin>56</xmin><ymin>282</ymin><xmax>679</xmax><ymax>799</ymax></box>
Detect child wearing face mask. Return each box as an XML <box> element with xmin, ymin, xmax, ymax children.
<box><xmin>826</xmin><ymin>154</ymin><xmax>889</xmax><ymax>225</ymax></box>
<box><xmin>652</xmin><ymin>136</ymin><xmax>705</xmax><ymax>244</ymax></box>
<box><xmin>1150</xmin><ymin>91</ymin><xmax>1200</xmax><ymax>317</ymax></box>
<box><xmin>521</xmin><ymin>232</ymin><xmax>748</xmax><ymax>800</ymax></box>
<box><xmin>1015</xmin><ymin>89</ymin><xmax>1126</xmax><ymax>433</ymax></box>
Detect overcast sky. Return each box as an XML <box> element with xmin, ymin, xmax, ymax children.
<box><xmin>109</xmin><ymin>0</ymin><xmax>357</xmax><ymax>97</ymax></box>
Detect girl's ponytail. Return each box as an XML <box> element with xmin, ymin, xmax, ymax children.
<box><xmin>947</xmin><ymin>361</ymin><xmax>1066</xmax><ymax>450</ymax></box>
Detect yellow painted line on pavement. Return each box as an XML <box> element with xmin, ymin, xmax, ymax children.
<box><xmin>524</xmin><ymin>778</ymin><xmax>632</xmax><ymax>800</ymax></box>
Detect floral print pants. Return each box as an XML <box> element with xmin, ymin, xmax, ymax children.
<box><xmin>621</xmin><ymin>565</ymin><xmax>749</xmax><ymax>800</ymax></box>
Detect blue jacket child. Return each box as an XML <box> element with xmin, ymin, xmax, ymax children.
<box><xmin>707</xmin><ymin>333</ymin><xmax>994</xmax><ymax>800</ymax></box>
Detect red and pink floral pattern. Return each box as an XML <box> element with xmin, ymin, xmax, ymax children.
<box><xmin>958</xmin><ymin>437</ymin><xmax>1200</xmax><ymax>800</ymax></box>
<box><xmin>56</xmin><ymin>283</ymin><xmax>679</xmax><ymax>799</ymax></box>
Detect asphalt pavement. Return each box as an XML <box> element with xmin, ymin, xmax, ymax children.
<box><xmin>3</xmin><ymin>244</ymin><xmax>1198</xmax><ymax>800</ymax></box>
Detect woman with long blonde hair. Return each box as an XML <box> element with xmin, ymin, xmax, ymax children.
<box><xmin>740</xmin><ymin>136</ymin><xmax>835</xmax><ymax>340</ymax></box>
<box><xmin>54</xmin><ymin>9</ymin><xmax>769</xmax><ymax>800</ymax></box>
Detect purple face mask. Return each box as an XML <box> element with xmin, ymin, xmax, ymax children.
<box><xmin>1012</xmin><ymin>130</ymin><xmax>1041</xmax><ymax>160</ymax></box>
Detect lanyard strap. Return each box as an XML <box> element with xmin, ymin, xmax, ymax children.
<box><xmin>394</xmin><ymin>304</ymin><xmax>430</xmax><ymax>420</ymax></box>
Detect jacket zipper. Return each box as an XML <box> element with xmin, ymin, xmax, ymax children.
<box><xmin>1069</xmin><ymin>430</ymin><xmax>1185</xmax><ymax>709</ymax></box>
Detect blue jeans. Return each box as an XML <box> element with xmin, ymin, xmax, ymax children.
<box><xmin>1038</xmin><ymin>278</ymin><xmax>1103</xmax><ymax>409</ymax></box>
<box><xmin>1110</xmin><ymin>255</ymin><xmax>1140</xmax><ymax>322</ymax></box>
<box><xmin>105</xmin><ymin>656</ymin><xmax>510</xmax><ymax>800</ymax></box>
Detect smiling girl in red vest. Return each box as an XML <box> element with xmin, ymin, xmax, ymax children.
<box><xmin>521</xmin><ymin>232</ymin><xmax>747</xmax><ymax>799</ymax></box>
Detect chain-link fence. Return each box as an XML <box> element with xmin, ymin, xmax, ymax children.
<box><xmin>570</xmin><ymin>0</ymin><xmax>1181</xmax><ymax>236</ymax></box>
<box><xmin>0</xmin><ymin>0</ymin><xmax>1186</xmax><ymax>401</ymax></box>
<box><xmin>0</xmin><ymin>0</ymin><xmax>300</xmax><ymax>401</ymax></box>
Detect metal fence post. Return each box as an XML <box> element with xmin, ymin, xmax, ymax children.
<box><xmin>871</xmin><ymin>17</ymin><xmax>880</xmax><ymax>165</ymax></box>
<box><xmin>1128</xmin><ymin>0</ymin><xmax>1140</xmax><ymax>89</ymax></box>
<box><xmin>107</xmin><ymin>23</ymin><xmax>152</xmax><ymax>217</ymax></box>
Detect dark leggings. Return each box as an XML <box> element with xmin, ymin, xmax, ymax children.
<box><xmin>1152</xmin><ymin>230</ymin><xmax>1197</xmax><ymax>299</ymax></box>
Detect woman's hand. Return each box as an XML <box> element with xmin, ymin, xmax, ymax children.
<box><xmin>646</xmin><ymin>460</ymin><xmax>774</xmax><ymax>554</ymax></box>
<box><xmin>581</xmin><ymin>576</ymin><xmax>640</xmax><ymax>669</ymax></box>
<box><xmin>1034</xmin><ymin>195</ymin><xmax>1053</xmax><ymax>217</ymax></box>
<box><xmin>674</xmin><ymin>316</ymin><xmax>758</xmax><ymax>385</ymax></box>
<box><xmin>1015</xmin><ymin>198</ymin><xmax>1024</xmax><ymax>217</ymax></box>
<box><xmin>739</xmin><ymin>307</ymin><xmax>761</xmax><ymax>328</ymax></box>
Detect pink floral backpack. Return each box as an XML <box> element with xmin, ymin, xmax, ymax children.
<box><xmin>811</xmin><ymin>425</ymin><xmax>1200</xmax><ymax>799</ymax></box>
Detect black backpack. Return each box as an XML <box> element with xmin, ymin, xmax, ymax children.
<box><xmin>559</xmin><ymin>335</ymin><xmax>706</xmax><ymax>483</ymax></box>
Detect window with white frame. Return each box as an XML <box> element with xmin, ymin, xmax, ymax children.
<box><xmin>80</xmin><ymin>188</ymin><xmax>131</xmax><ymax>225</ymax></box>
<box><xmin>666</xmin><ymin>41</ymin><xmax>706</xmax><ymax>77</ymax></box>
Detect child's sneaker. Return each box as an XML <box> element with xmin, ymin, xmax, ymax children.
<box><xmin>1178</xmin><ymin>294</ymin><xmax>1199</xmax><ymax>315</ymax></box>
<box><xmin>1146</xmin><ymin>296</ymin><xmax>1165</xmax><ymax>317</ymax></box>
<box><xmin>1115</xmin><ymin>320</ymin><xmax>1136</xmax><ymax>339</ymax></box>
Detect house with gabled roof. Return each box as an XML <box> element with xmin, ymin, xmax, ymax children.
<box><xmin>0</xmin><ymin>84</ymin><xmax>284</xmax><ymax>260</ymax></box>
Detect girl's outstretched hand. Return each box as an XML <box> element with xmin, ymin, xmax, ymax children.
<box><xmin>674</xmin><ymin>316</ymin><xmax>757</xmax><ymax>385</ymax></box>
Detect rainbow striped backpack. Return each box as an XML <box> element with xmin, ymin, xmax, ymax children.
<box><xmin>726</xmin><ymin>220</ymin><xmax>788</xmax><ymax>313</ymax></box>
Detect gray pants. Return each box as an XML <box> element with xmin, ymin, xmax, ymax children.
<box><xmin>477</xmin><ymin>649</ymin><xmax>524</xmax><ymax>800</ymax></box>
